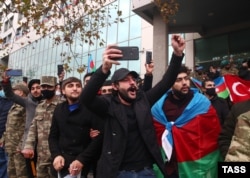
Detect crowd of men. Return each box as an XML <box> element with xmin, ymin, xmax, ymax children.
<box><xmin>0</xmin><ymin>34</ymin><xmax>249</xmax><ymax>178</ymax></box>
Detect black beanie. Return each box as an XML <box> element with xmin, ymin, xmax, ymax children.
<box><xmin>28</xmin><ymin>79</ymin><xmax>40</xmax><ymax>91</ymax></box>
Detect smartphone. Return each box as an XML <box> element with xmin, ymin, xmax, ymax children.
<box><xmin>23</xmin><ymin>77</ymin><xmax>28</xmax><ymax>83</ymax></box>
<box><xmin>111</xmin><ymin>46</ymin><xmax>139</xmax><ymax>60</ymax></box>
<box><xmin>57</xmin><ymin>65</ymin><xmax>64</xmax><ymax>75</ymax></box>
<box><xmin>146</xmin><ymin>51</ymin><xmax>152</xmax><ymax>64</ymax></box>
<box><xmin>6</xmin><ymin>69</ymin><xmax>23</xmax><ymax>76</ymax></box>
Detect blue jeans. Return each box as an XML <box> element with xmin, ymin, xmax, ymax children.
<box><xmin>0</xmin><ymin>147</ymin><xmax>8</xmax><ymax>178</ymax></box>
<box><xmin>117</xmin><ymin>167</ymin><xmax>156</xmax><ymax>178</ymax></box>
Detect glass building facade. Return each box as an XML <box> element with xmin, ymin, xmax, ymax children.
<box><xmin>8</xmin><ymin>0</ymin><xmax>142</xmax><ymax>82</ymax></box>
<box><xmin>194</xmin><ymin>28</ymin><xmax>250</xmax><ymax>70</ymax></box>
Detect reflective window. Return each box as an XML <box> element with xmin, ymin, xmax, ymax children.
<box><xmin>8</xmin><ymin>0</ymin><xmax>142</xmax><ymax>80</ymax></box>
<box><xmin>129</xmin><ymin>15</ymin><xmax>141</xmax><ymax>39</ymax></box>
<box><xmin>119</xmin><ymin>0</ymin><xmax>131</xmax><ymax>18</ymax></box>
<box><xmin>118</xmin><ymin>17</ymin><xmax>129</xmax><ymax>42</ymax></box>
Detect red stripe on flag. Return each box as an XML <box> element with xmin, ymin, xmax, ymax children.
<box><xmin>90</xmin><ymin>60</ymin><xmax>94</xmax><ymax>69</ymax></box>
<box><xmin>173</xmin><ymin>106</ymin><xmax>221</xmax><ymax>162</ymax></box>
<box><xmin>216</xmin><ymin>82</ymin><xmax>227</xmax><ymax>93</ymax></box>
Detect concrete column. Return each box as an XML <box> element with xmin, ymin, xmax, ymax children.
<box><xmin>152</xmin><ymin>11</ymin><xmax>169</xmax><ymax>85</ymax></box>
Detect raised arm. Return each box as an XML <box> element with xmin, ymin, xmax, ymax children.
<box><xmin>1</xmin><ymin>77</ymin><xmax>26</xmax><ymax>107</ymax></box>
<box><xmin>80</xmin><ymin>45</ymin><xmax>122</xmax><ymax>114</ymax></box>
<box><xmin>146</xmin><ymin>34</ymin><xmax>185</xmax><ymax>106</ymax></box>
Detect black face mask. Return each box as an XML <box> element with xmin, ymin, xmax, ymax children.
<box><xmin>41</xmin><ymin>90</ymin><xmax>55</xmax><ymax>99</ymax></box>
<box><xmin>205</xmin><ymin>88</ymin><xmax>216</xmax><ymax>96</ymax></box>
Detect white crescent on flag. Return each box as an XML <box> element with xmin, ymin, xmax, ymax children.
<box><xmin>232</xmin><ymin>82</ymin><xmax>248</xmax><ymax>96</ymax></box>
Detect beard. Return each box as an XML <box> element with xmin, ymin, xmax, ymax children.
<box><xmin>118</xmin><ymin>86</ymin><xmax>137</xmax><ymax>103</ymax></box>
<box><xmin>172</xmin><ymin>88</ymin><xmax>189</xmax><ymax>100</ymax></box>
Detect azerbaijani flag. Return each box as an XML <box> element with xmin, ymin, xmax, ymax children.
<box><xmin>87</xmin><ymin>54</ymin><xmax>96</xmax><ymax>73</ymax></box>
<box><xmin>214</xmin><ymin>76</ymin><xmax>229</xmax><ymax>99</ymax></box>
<box><xmin>190</xmin><ymin>77</ymin><xmax>202</xmax><ymax>89</ymax></box>
<box><xmin>152</xmin><ymin>88</ymin><xmax>221</xmax><ymax>178</ymax></box>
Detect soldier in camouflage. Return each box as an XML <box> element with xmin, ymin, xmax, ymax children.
<box><xmin>220</xmin><ymin>59</ymin><xmax>239</xmax><ymax>76</ymax></box>
<box><xmin>225</xmin><ymin>110</ymin><xmax>250</xmax><ymax>161</ymax></box>
<box><xmin>3</xmin><ymin>84</ymin><xmax>29</xmax><ymax>178</ymax></box>
<box><xmin>192</xmin><ymin>66</ymin><xmax>208</xmax><ymax>82</ymax></box>
<box><xmin>219</xmin><ymin>99</ymin><xmax>250</xmax><ymax>161</ymax></box>
<box><xmin>22</xmin><ymin>76</ymin><xmax>62</xmax><ymax>178</ymax></box>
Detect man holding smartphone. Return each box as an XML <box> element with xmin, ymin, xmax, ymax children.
<box><xmin>80</xmin><ymin>34</ymin><xmax>185</xmax><ymax>178</ymax></box>
<box><xmin>1</xmin><ymin>74</ymin><xmax>43</xmax><ymax>178</ymax></box>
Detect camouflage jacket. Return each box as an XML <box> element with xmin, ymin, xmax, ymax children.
<box><xmin>4</xmin><ymin>103</ymin><xmax>26</xmax><ymax>153</ymax></box>
<box><xmin>221</xmin><ymin>67</ymin><xmax>239</xmax><ymax>76</ymax></box>
<box><xmin>24</xmin><ymin>97</ymin><xmax>62</xmax><ymax>163</ymax></box>
<box><xmin>225</xmin><ymin>110</ymin><xmax>250</xmax><ymax>161</ymax></box>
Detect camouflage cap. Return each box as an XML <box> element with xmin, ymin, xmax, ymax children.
<box><xmin>40</xmin><ymin>76</ymin><xmax>57</xmax><ymax>87</ymax></box>
<box><xmin>12</xmin><ymin>83</ymin><xmax>29</xmax><ymax>96</ymax></box>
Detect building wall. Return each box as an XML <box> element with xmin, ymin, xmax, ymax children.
<box><xmin>1</xmin><ymin>0</ymin><xmax>147</xmax><ymax>83</ymax></box>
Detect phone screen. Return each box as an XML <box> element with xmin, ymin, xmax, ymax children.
<box><xmin>57</xmin><ymin>65</ymin><xmax>64</xmax><ymax>75</ymax></box>
<box><xmin>6</xmin><ymin>69</ymin><xmax>23</xmax><ymax>76</ymax></box>
<box><xmin>146</xmin><ymin>51</ymin><xmax>152</xmax><ymax>64</ymax></box>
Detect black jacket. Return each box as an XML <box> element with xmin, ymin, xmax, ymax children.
<box><xmin>0</xmin><ymin>97</ymin><xmax>13</xmax><ymax>138</ymax></box>
<box><xmin>210</xmin><ymin>95</ymin><xmax>230</xmax><ymax>125</ymax></box>
<box><xmin>80</xmin><ymin>53</ymin><xmax>183</xmax><ymax>178</ymax></box>
<box><xmin>48</xmin><ymin>101</ymin><xmax>104</xmax><ymax>177</ymax></box>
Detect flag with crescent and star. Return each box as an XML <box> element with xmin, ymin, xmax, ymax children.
<box><xmin>224</xmin><ymin>74</ymin><xmax>250</xmax><ymax>103</ymax></box>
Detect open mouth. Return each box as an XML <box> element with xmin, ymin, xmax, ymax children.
<box><xmin>128</xmin><ymin>87</ymin><xmax>137</xmax><ymax>96</ymax></box>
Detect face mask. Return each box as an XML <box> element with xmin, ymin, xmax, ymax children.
<box><xmin>55</xmin><ymin>91</ymin><xmax>61</xmax><ymax>96</ymax></box>
<box><xmin>205</xmin><ymin>88</ymin><xmax>216</xmax><ymax>96</ymax></box>
<box><xmin>41</xmin><ymin>90</ymin><xmax>55</xmax><ymax>99</ymax></box>
<box><xmin>0</xmin><ymin>90</ymin><xmax>6</xmax><ymax>98</ymax></box>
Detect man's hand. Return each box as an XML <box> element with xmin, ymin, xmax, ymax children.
<box><xmin>145</xmin><ymin>61</ymin><xmax>154</xmax><ymax>75</ymax></box>
<box><xmin>2</xmin><ymin>70</ymin><xmax>11</xmax><ymax>83</ymax></box>
<box><xmin>90</xmin><ymin>128</ymin><xmax>100</xmax><ymax>139</ymax></box>
<box><xmin>171</xmin><ymin>34</ymin><xmax>185</xmax><ymax>56</ymax></box>
<box><xmin>53</xmin><ymin>155</ymin><xmax>65</xmax><ymax>171</ymax></box>
<box><xmin>69</xmin><ymin>160</ymin><xmax>83</xmax><ymax>176</ymax></box>
<box><xmin>21</xmin><ymin>149</ymin><xmax>34</xmax><ymax>158</ymax></box>
<box><xmin>102</xmin><ymin>45</ymin><xmax>121</xmax><ymax>74</ymax></box>
<box><xmin>58</xmin><ymin>71</ymin><xmax>65</xmax><ymax>82</ymax></box>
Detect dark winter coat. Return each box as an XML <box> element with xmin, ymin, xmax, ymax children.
<box><xmin>49</xmin><ymin>101</ymin><xmax>104</xmax><ymax>177</ymax></box>
<box><xmin>80</xmin><ymin>53</ymin><xmax>183</xmax><ymax>178</ymax></box>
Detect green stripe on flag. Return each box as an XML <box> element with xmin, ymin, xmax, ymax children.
<box><xmin>218</xmin><ymin>89</ymin><xmax>229</xmax><ymax>99</ymax></box>
<box><xmin>178</xmin><ymin>150</ymin><xmax>222</xmax><ymax>178</ymax></box>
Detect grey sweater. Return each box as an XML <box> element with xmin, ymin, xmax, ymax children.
<box><xmin>2</xmin><ymin>81</ymin><xmax>42</xmax><ymax>149</ymax></box>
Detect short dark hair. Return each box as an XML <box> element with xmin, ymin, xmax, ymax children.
<box><xmin>202</xmin><ymin>79</ymin><xmax>214</xmax><ymax>88</ymax></box>
<box><xmin>83</xmin><ymin>72</ymin><xmax>94</xmax><ymax>82</ymax></box>
<box><xmin>28</xmin><ymin>79</ymin><xmax>40</xmax><ymax>91</ymax></box>
<box><xmin>103</xmin><ymin>80</ymin><xmax>112</xmax><ymax>86</ymax></box>
<box><xmin>247</xmin><ymin>58</ymin><xmax>250</xmax><ymax>68</ymax></box>
<box><xmin>178</xmin><ymin>65</ymin><xmax>188</xmax><ymax>74</ymax></box>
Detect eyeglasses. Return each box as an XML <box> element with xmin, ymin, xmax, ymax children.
<box><xmin>102</xmin><ymin>88</ymin><xmax>112</xmax><ymax>94</ymax></box>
